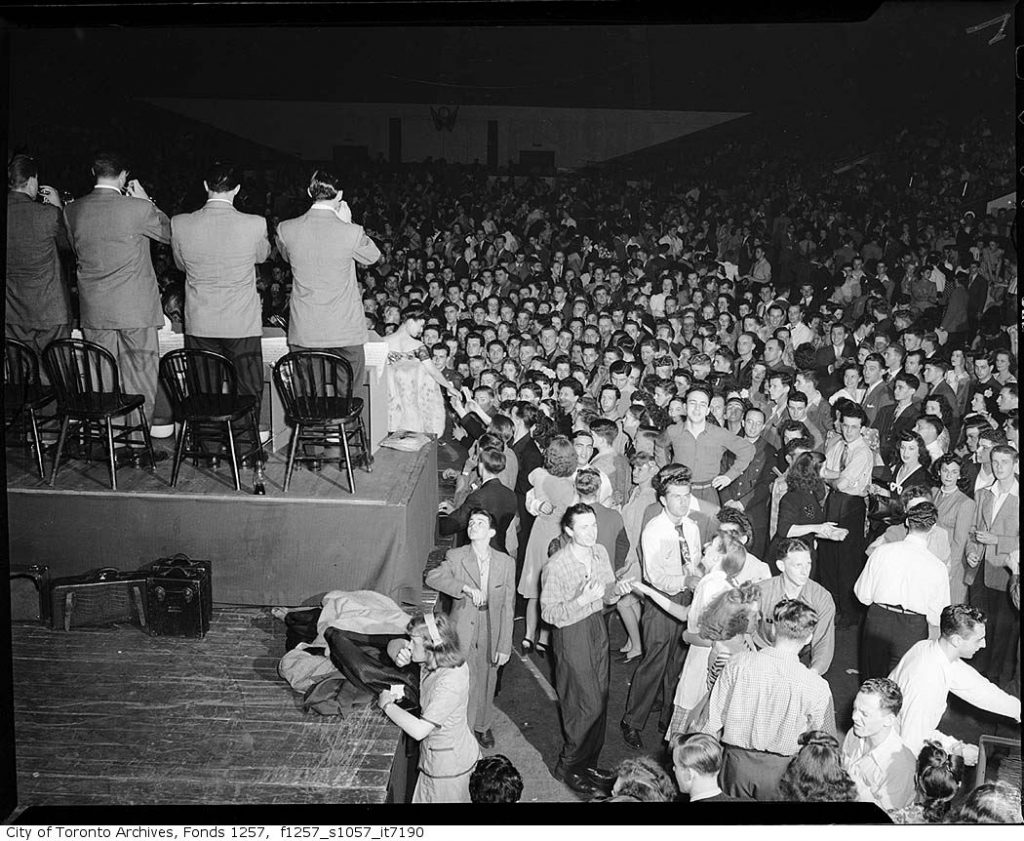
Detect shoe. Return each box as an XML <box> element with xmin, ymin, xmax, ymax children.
<box><xmin>620</xmin><ymin>720</ymin><xmax>643</xmax><ymax>750</ymax></box>
<box><xmin>584</xmin><ymin>766</ymin><xmax>616</xmax><ymax>787</ymax></box>
<box><xmin>474</xmin><ymin>729</ymin><xmax>495</xmax><ymax>749</ymax></box>
<box><xmin>622</xmin><ymin>649</ymin><xmax>643</xmax><ymax>663</ymax></box>
<box><xmin>520</xmin><ymin>638</ymin><xmax>534</xmax><ymax>654</ymax></box>
<box><xmin>535</xmin><ymin>641</ymin><xmax>549</xmax><ymax>657</ymax></box>
<box><xmin>259</xmin><ymin>429</ymin><xmax>272</xmax><ymax>445</ymax></box>
<box><xmin>561</xmin><ymin>770</ymin><xmax>599</xmax><ymax>796</ymax></box>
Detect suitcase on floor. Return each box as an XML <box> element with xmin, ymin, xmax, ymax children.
<box><xmin>49</xmin><ymin>568</ymin><xmax>149</xmax><ymax>631</ymax></box>
<box><xmin>144</xmin><ymin>554</ymin><xmax>212</xmax><ymax>638</ymax></box>
<box><xmin>10</xmin><ymin>563</ymin><xmax>51</xmax><ymax>623</ymax></box>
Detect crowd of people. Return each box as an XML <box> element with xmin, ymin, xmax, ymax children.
<box><xmin>5</xmin><ymin>104</ymin><xmax>1020</xmax><ymax>818</ymax></box>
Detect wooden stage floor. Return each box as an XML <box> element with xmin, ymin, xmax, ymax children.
<box><xmin>10</xmin><ymin>607</ymin><xmax>403</xmax><ymax>807</ymax></box>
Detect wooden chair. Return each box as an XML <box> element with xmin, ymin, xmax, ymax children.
<box><xmin>3</xmin><ymin>338</ymin><xmax>56</xmax><ymax>479</ymax></box>
<box><xmin>159</xmin><ymin>349</ymin><xmax>263</xmax><ymax>491</ymax></box>
<box><xmin>42</xmin><ymin>338</ymin><xmax>155</xmax><ymax>491</ymax></box>
<box><xmin>273</xmin><ymin>351</ymin><xmax>372</xmax><ymax>493</ymax></box>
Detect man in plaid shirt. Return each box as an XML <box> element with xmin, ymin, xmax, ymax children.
<box><xmin>701</xmin><ymin>598</ymin><xmax>837</xmax><ymax>799</ymax></box>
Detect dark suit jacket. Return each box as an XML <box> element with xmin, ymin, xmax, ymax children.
<box><xmin>439</xmin><ymin>478</ymin><xmax>518</xmax><ymax>554</ymax></box>
<box><xmin>512</xmin><ymin>433</ymin><xmax>543</xmax><ymax>497</ymax></box>
<box><xmin>720</xmin><ymin>436</ymin><xmax>777</xmax><ymax>519</ymax></box>
<box><xmin>813</xmin><ymin>339</ymin><xmax>857</xmax><ymax>377</ymax></box>
<box><xmin>64</xmin><ymin>188</ymin><xmax>171</xmax><ymax>329</ymax></box>
<box><xmin>859</xmin><ymin>380</ymin><xmax>894</xmax><ymax>426</ymax></box>
<box><xmin>171</xmin><ymin>202</ymin><xmax>271</xmax><ymax>338</ymax></box>
<box><xmin>871</xmin><ymin>402</ymin><xmax>921</xmax><ymax>465</ymax></box>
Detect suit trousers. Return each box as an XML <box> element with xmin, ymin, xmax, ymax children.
<box><xmin>817</xmin><ymin>491</ymin><xmax>866</xmax><ymax>622</ymax></box>
<box><xmin>288</xmin><ymin>343</ymin><xmax>365</xmax><ymax>393</ymax></box>
<box><xmin>860</xmin><ymin>604</ymin><xmax>928</xmax><ymax>681</ymax></box>
<box><xmin>5</xmin><ymin>322</ymin><xmax>70</xmax><ymax>386</ymax></box>
<box><xmin>552</xmin><ymin>610</ymin><xmax>610</xmax><ymax>775</ymax></box>
<box><xmin>82</xmin><ymin>327</ymin><xmax>160</xmax><ymax>425</ymax></box>
<box><xmin>464</xmin><ymin>606</ymin><xmax>498</xmax><ymax>733</ymax></box>
<box><xmin>969</xmin><ymin>570</ymin><xmax>1020</xmax><ymax>688</ymax></box>
<box><xmin>721</xmin><ymin>743</ymin><xmax>791</xmax><ymax>800</ymax></box>
<box><xmin>185</xmin><ymin>334</ymin><xmax>265</xmax><ymax>422</ymax></box>
<box><xmin>622</xmin><ymin>590</ymin><xmax>688</xmax><ymax>731</ymax></box>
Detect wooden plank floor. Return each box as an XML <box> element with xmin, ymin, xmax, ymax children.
<box><xmin>11</xmin><ymin>608</ymin><xmax>400</xmax><ymax>806</ymax></box>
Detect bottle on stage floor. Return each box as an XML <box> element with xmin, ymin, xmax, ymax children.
<box><xmin>253</xmin><ymin>458</ymin><xmax>266</xmax><ymax>495</ymax></box>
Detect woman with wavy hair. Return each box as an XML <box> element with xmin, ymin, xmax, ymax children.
<box><xmin>377</xmin><ymin>611</ymin><xmax>478</xmax><ymax>803</ymax></box>
<box><xmin>870</xmin><ymin>429</ymin><xmax>933</xmax><ymax>502</ymax></box>
<box><xmin>889</xmin><ymin>742</ymin><xmax>965</xmax><ymax>824</ymax></box>
<box><xmin>776</xmin><ymin>730</ymin><xmax>858</xmax><ymax>803</ymax></box>
<box><xmin>768</xmin><ymin>451</ymin><xmax>847</xmax><ymax>571</ymax></box>
<box><xmin>518</xmin><ymin>435</ymin><xmax>579</xmax><ymax>654</ymax></box>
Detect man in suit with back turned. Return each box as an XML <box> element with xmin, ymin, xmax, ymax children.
<box><xmin>171</xmin><ymin>162</ymin><xmax>271</xmax><ymax>425</ymax></box>
<box><xmin>275</xmin><ymin>169</ymin><xmax>380</xmax><ymax>386</ymax></box>
<box><xmin>64</xmin><ymin>151</ymin><xmax>171</xmax><ymax>430</ymax></box>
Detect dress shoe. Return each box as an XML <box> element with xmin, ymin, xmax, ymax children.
<box><xmin>620</xmin><ymin>720</ymin><xmax>644</xmax><ymax>750</ymax></box>
<box><xmin>584</xmin><ymin>766</ymin><xmax>617</xmax><ymax>787</ymax></box>
<box><xmin>474</xmin><ymin>729</ymin><xmax>495</xmax><ymax>749</ymax></box>
<box><xmin>560</xmin><ymin>770</ymin><xmax>599</xmax><ymax>796</ymax></box>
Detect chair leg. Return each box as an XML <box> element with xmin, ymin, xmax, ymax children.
<box><xmin>139</xmin><ymin>408</ymin><xmax>156</xmax><ymax>473</ymax></box>
<box><xmin>226</xmin><ymin>419</ymin><xmax>241</xmax><ymax>492</ymax></box>
<box><xmin>48</xmin><ymin>416</ymin><xmax>71</xmax><ymax>487</ymax></box>
<box><xmin>28</xmin><ymin>408</ymin><xmax>45</xmax><ymax>480</ymax></box>
<box><xmin>358</xmin><ymin>418</ymin><xmax>373</xmax><ymax>472</ymax></box>
<box><xmin>339</xmin><ymin>423</ymin><xmax>355</xmax><ymax>494</ymax></box>
<box><xmin>170</xmin><ymin>418</ymin><xmax>188</xmax><ymax>487</ymax></box>
<box><xmin>249</xmin><ymin>410</ymin><xmax>265</xmax><ymax>465</ymax></box>
<box><xmin>105</xmin><ymin>417</ymin><xmax>118</xmax><ymax>491</ymax></box>
<box><xmin>283</xmin><ymin>424</ymin><xmax>301</xmax><ymax>493</ymax></box>
<box><xmin>83</xmin><ymin>420</ymin><xmax>93</xmax><ymax>463</ymax></box>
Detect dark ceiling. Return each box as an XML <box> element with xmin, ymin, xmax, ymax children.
<box><xmin>5</xmin><ymin>2</ymin><xmax>1014</xmax><ymax>119</ymax></box>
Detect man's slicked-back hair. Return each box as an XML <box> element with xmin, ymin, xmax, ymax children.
<box><xmin>92</xmin><ymin>151</ymin><xmax>129</xmax><ymax>179</ymax></box>
<box><xmin>939</xmin><ymin>604</ymin><xmax>986</xmax><ymax>640</ymax></box>
<box><xmin>7</xmin><ymin>153</ymin><xmax>37</xmax><ymax>189</ymax></box>
<box><xmin>671</xmin><ymin>732</ymin><xmax>724</xmax><ymax>776</ymax></box>
<box><xmin>308</xmin><ymin>168</ymin><xmax>342</xmax><ymax>200</ymax></box>
<box><xmin>653</xmin><ymin>462</ymin><xmax>693</xmax><ymax>497</ymax></box>
<box><xmin>859</xmin><ymin>677</ymin><xmax>903</xmax><ymax>716</ymax></box>
<box><xmin>204</xmin><ymin>161</ymin><xmax>240</xmax><ymax>193</ymax></box>
<box><xmin>771</xmin><ymin>598</ymin><xmax>819</xmax><ymax>641</ymax></box>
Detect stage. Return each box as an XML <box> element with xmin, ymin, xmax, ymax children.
<box><xmin>10</xmin><ymin>607</ymin><xmax>407</xmax><ymax>808</ymax></box>
<box><xmin>5</xmin><ymin>438</ymin><xmax>438</xmax><ymax>607</ymax></box>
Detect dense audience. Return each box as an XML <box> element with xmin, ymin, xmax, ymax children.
<box><xmin>6</xmin><ymin>101</ymin><xmax>1020</xmax><ymax>818</ymax></box>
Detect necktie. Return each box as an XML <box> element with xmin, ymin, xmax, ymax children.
<box><xmin>839</xmin><ymin>442</ymin><xmax>849</xmax><ymax>471</ymax></box>
<box><xmin>675</xmin><ymin>522</ymin><xmax>693</xmax><ymax>567</ymax></box>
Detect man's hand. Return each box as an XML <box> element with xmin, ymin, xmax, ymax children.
<box><xmin>974</xmin><ymin>531</ymin><xmax>998</xmax><ymax>546</ymax></box>
<box><xmin>966</xmin><ymin>551</ymin><xmax>981</xmax><ymax>568</ymax></box>
<box><xmin>125</xmin><ymin>179</ymin><xmax>151</xmax><ymax>201</ymax></box>
<box><xmin>378</xmin><ymin>689</ymin><xmax>399</xmax><ymax>710</ymax></box>
<box><xmin>38</xmin><ymin>185</ymin><xmax>62</xmax><ymax>209</ymax></box>
<box><xmin>438</xmin><ymin>500</ymin><xmax>455</xmax><ymax>515</ymax></box>
<box><xmin>462</xmin><ymin>584</ymin><xmax>486</xmax><ymax>607</ymax></box>
<box><xmin>959</xmin><ymin>744</ymin><xmax>980</xmax><ymax>766</ymax></box>
<box><xmin>575</xmin><ymin>580</ymin><xmax>604</xmax><ymax>606</ymax></box>
<box><xmin>710</xmin><ymin>474</ymin><xmax>733</xmax><ymax>490</ymax></box>
<box><xmin>494</xmin><ymin>651</ymin><xmax>510</xmax><ymax>667</ymax></box>
<box><xmin>392</xmin><ymin>644</ymin><xmax>413</xmax><ymax>668</ymax></box>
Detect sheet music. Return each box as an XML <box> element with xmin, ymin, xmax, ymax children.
<box><xmin>364</xmin><ymin>341</ymin><xmax>389</xmax><ymax>368</ymax></box>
